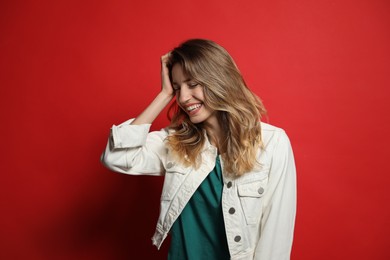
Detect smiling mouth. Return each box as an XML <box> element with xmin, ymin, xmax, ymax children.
<box><xmin>184</xmin><ymin>103</ymin><xmax>203</xmax><ymax>115</ymax></box>
<box><xmin>186</xmin><ymin>104</ymin><xmax>202</xmax><ymax>112</ymax></box>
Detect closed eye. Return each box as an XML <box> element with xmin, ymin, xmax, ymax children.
<box><xmin>188</xmin><ymin>82</ymin><xmax>199</xmax><ymax>88</ymax></box>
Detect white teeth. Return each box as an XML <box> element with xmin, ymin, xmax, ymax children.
<box><xmin>186</xmin><ymin>104</ymin><xmax>202</xmax><ymax>111</ymax></box>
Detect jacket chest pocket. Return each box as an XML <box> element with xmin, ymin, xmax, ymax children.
<box><xmin>161</xmin><ymin>161</ymin><xmax>191</xmax><ymax>201</ymax></box>
<box><xmin>237</xmin><ymin>177</ymin><xmax>267</xmax><ymax>225</ymax></box>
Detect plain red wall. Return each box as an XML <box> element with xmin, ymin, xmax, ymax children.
<box><xmin>1</xmin><ymin>0</ymin><xmax>389</xmax><ymax>259</ymax></box>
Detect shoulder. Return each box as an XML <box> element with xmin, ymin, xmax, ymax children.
<box><xmin>260</xmin><ymin>122</ymin><xmax>291</xmax><ymax>152</ymax></box>
<box><xmin>260</xmin><ymin>121</ymin><xmax>285</xmax><ymax>132</ymax></box>
<box><xmin>260</xmin><ymin>122</ymin><xmax>287</xmax><ymax>141</ymax></box>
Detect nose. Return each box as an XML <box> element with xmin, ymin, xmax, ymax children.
<box><xmin>178</xmin><ymin>85</ymin><xmax>191</xmax><ymax>104</ymax></box>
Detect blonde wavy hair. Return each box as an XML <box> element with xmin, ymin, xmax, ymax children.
<box><xmin>166</xmin><ymin>39</ymin><xmax>266</xmax><ymax>177</ymax></box>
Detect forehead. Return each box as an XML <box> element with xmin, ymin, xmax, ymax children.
<box><xmin>171</xmin><ymin>63</ymin><xmax>190</xmax><ymax>83</ymax></box>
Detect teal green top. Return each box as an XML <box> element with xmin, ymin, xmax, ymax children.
<box><xmin>168</xmin><ymin>156</ymin><xmax>230</xmax><ymax>260</ymax></box>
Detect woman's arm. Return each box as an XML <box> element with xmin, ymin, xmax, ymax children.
<box><xmin>255</xmin><ymin>130</ymin><xmax>297</xmax><ymax>259</ymax></box>
<box><xmin>101</xmin><ymin>120</ymin><xmax>169</xmax><ymax>176</ymax></box>
<box><xmin>101</xmin><ymin>54</ymin><xmax>175</xmax><ymax>175</ymax></box>
<box><xmin>131</xmin><ymin>53</ymin><xmax>174</xmax><ymax>125</ymax></box>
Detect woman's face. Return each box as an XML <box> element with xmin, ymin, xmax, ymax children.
<box><xmin>171</xmin><ymin>64</ymin><xmax>217</xmax><ymax>125</ymax></box>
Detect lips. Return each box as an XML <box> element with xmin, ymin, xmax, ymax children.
<box><xmin>184</xmin><ymin>103</ymin><xmax>202</xmax><ymax>115</ymax></box>
<box><xmin>186</xmin><ymin>104</ymin><xmax>202</xmax><ymax>111</ymax></box>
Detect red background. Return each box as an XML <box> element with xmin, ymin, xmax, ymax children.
<box><xmin>1</xmin><ymin>0</ymin><xmax>389</xmax><ymax>259</ymax></box>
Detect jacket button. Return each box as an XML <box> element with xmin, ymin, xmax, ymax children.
<box><xmin>234</xmin><ymin>236</ymin><xmax>241</xmax><ymax>242</ymax></box>
<box><xmin>258</xmin><ymin>187</ymin><xmax>264</xmax><ymax>194</ymax></box>
<box><xmin>166</xmin><ymin>162</ymin><xmax>174</xmax><ymax>169</ymax></box>
<box><xmin>228</xmin><ymin>207</ymin><xmax>235</xmax><ymax>214</ymax></box>
<box><xmin>227</xmin><ymin>181</ymin><xmax>232</xmax><ymax>188</ymax></box>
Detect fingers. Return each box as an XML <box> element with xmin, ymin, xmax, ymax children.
<box><xmin>160</xmin><ymin>52</ymin><xmax>174</xmax><ymax>96</ymax></box>
<box><xmin>161</xmin><ymin>52</ymin><xmax>171</xmax><ymax>60</ymax></box>
<box><xmin>161</xmin><ymin>52</ymin><xmax>171</xmax><ymax>67</ymax></box>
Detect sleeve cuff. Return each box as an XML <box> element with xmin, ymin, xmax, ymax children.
<box><xmin>111</xmin><ymin>118</ymin><xmax>152</xmax><ymax>148</ymax></box>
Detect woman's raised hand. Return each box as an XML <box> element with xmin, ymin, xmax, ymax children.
<box><xmin>161</xmin><ymin>53</ymin><xmax>174</xmax><ymax>97</ymax></box>
<box><xmin>130</xmin><ymin>53</ymin><xmax>175</xmax><ymax>125</ymax></box>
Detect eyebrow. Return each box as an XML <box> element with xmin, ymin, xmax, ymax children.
<box><xmin>172</xmin><ymin>78</ymin><xmax>192</xmax><ymax>85</ymax></box>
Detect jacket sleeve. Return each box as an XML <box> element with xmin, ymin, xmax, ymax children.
<box><xmin>100</xmin><ymin>118</ymin><xmax>168</xmax><ymax>176</ymax></box>
<box><xmin>255</xmin><ymin>130</ymin><xmax>297</xmax><ymax>259</ymax></box>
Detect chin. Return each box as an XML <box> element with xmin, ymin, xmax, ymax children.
<box><xmin>189</xmin><ymin>119</ymin><xmax>202</xmax><ymax>124</ymax></box>
<box><xmin>189</xmin><ymin>117</ymin><xmax>205</xmax><ymax>124</ymax></box>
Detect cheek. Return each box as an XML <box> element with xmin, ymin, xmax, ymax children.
<box><xmin>175</xmin><ymin>98</ymin><xmax>185</xmax><ymax>112</ymax></box>
<box><xmin>195</xmin><ymin>88</ymin><xmax>205</xmax><ymax>100</ymax></box>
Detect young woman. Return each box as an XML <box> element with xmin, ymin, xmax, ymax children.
<box><xmin>101</xmin><ymin>39</ymin><xmax>296</xmax><ymax>260</ymax></box>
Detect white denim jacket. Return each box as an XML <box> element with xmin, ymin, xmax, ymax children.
<box><xmin>101</xmin><ymin>119</ymin><xmax>296</xmax><ymax>260</ymax></box>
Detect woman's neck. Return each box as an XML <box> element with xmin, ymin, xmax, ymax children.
<box><xmin>203</xmin><ymin>115</ymin><xmax>225</xmax><ymax>153</ymax></box>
